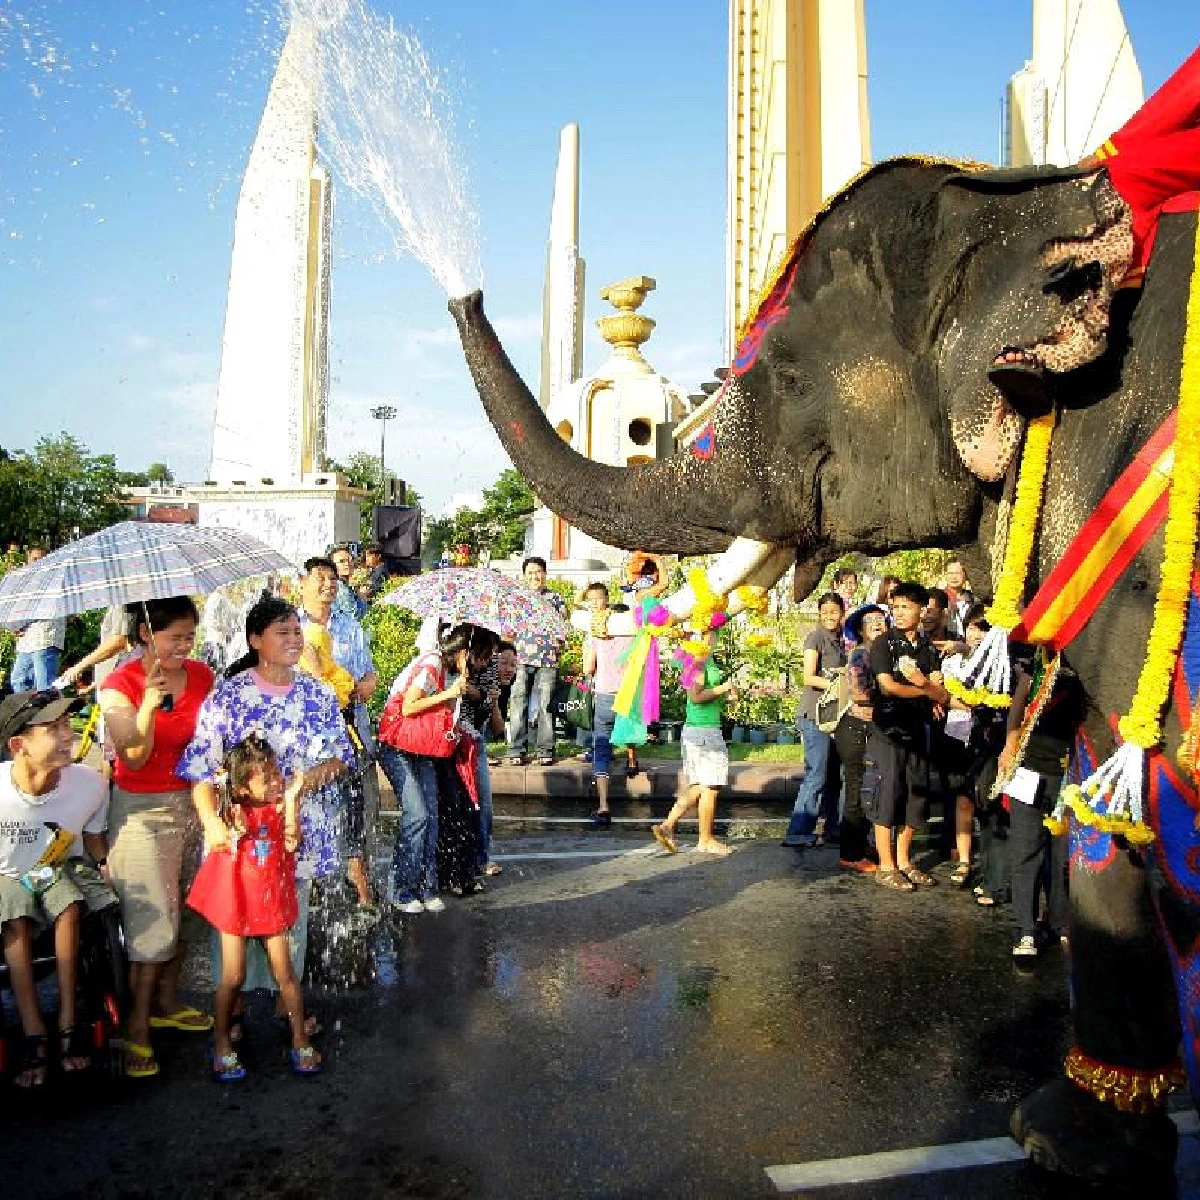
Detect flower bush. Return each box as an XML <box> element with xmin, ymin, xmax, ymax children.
<box><xmin>361</xmin><ymin>579</ymin><xmax>422</xmax><ymax>720</ymax></box>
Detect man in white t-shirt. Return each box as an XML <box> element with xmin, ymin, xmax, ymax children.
<box><xmin>0</xmin><ymin>689</ymin><xmax>115</xmax><ymax>1087</ymax></box>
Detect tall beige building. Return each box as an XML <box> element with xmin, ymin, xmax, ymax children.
<box><xmin>726</xmin><ymin>0</ymin><xmax>871</xmax><ymax>351</ymax></box>
<box><xmin>1006</xmin><ymin>0</ymin><xmax>1142</xmax><ymax>167</ymax></box>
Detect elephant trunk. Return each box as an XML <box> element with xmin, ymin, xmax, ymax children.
<box><xmin>448</xmin><ymin>290</ymin><xmax>732</xmax><ymax>556</ymax></box>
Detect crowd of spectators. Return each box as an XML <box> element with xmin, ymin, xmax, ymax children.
<box><xmin>785</xmin><ymin>562</ymin><xmax>1083</xmax><ymax>960</ymax></box>
<box><xmin>0</xmin><ymin>546</ymin><xmax>1084</xmax><ymax>1089</ymax></box>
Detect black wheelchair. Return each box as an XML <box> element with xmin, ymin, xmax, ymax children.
<box><xmin>0</xmin><ymin>900</ymin><xmax>128</xmax><ymax>1083</ymax></box>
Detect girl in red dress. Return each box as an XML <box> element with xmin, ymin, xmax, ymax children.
<box><xmin>187</xmin><ymin>735</ymin><xmax>321</xmax><ymax>1080</ymax></box>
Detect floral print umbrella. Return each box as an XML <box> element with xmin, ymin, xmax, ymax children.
<box><xmin>382</xmin><ymin>568</ymin><xmax>569</xmax><ymax>641</ymax></box>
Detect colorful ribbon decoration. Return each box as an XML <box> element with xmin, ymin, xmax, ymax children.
<box><xmin>612</xmin><ymin>597</ymin><xmax>671</xmax><ymax>744</ymax></box>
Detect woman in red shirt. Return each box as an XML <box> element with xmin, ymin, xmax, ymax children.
<box><xmin>99</xmin><ymin>595</ymin><xmax>215</xmax><ymax>1078</ymax></box>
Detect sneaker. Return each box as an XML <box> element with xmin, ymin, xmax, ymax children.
<box><xmin>781</xmin><ymin>835</ymin><xmax>817</xmax><ymax>849</ymax></box>
<box><xmin>590</xmin><ymin>810</ymin><xmax>612</xmax><ymax>828</ymax></box>
<box><xmin>395</xmin><ymin>899</ymin><xmax>424</xmax><ymax>915</ymax></box>
<box><xmin>1013</xmin><ymin>935</ymin><xmax>1038</xmax><ymax>958</ymax></box>
<box><xmin>423</xmin><ymin>896</ymin><xmax>446</xmax><ymax>913</ymax></box>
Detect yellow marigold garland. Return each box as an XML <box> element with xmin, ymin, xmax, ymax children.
<box><xmin>1054</xmin><ymin>204</ymin><xmax>1200</xmax><ymax>840</ymax></box>
<box><xmin>987</xmin><ymin>412</ymin><xmax>1057</xmax><ymax>629</ymax></box>
<box><xmin>943</xmin><ymin>411</ymin><xmax>1056</xmax><ymax>709</ymax></box>
<box><xmin>734</xmin><ymin>584</ymin><xmax>772</xmax><ymax>647</ymax></box>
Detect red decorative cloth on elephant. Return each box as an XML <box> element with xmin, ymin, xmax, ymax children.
<box><xmin>1094</xmin><ymin>43</ymin><xmax>1200</xmax><ymax>286</ymax></box>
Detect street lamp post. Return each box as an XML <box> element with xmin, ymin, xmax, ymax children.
<box><xmin>370</xmin><ymin>404</ymin><xmax>397</xmax><ymax>500</ymax></box>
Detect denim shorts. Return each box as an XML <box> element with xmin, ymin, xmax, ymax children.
<box><xmin>681</xmin><ymin>725</ymin><xmax>729</xmax><ymax>787</ymax></box>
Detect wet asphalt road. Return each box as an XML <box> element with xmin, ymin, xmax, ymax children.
<box><xmin>1</xmin><ymin>831</ymin><xmax>1190</xmax><ymax>1198</ymax></box>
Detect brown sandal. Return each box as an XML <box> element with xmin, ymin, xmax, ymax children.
<box><xmin>876</xmin><ymin>868</ymin><xmax>915</xmax><ymax>892</ymax></box>
<box><xmin>902</xmin><ymin>865</ymin><xmax>937</xmax><ymax>887</ymax></box>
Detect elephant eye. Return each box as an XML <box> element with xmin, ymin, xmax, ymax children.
<box><xmin>772</xmin><ymin>362</ymin><xmax>810</xmax><ymax>393</ymax></box>
<box><xmin>1042</xmin><ymin>258</ymin><xmax>1102</xmax><ymax>302</ymax></box>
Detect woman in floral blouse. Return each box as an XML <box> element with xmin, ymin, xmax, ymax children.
<box><xmin>178</xmin><ymin>596</ymin><xmax>354</xmax><ymax>1028</ymax></box>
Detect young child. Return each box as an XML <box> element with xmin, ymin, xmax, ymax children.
<box><xmin>186</xmin><ymin>735</ymin><xmax>321</xmax><ymax>1080</ymax></box>
<box><xmin>651</xmin><ymin>627</ymin><xmax>739</xmax><ymax>857</ymax></box>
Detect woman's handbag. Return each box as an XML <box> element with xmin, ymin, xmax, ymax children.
<box><xmin>815</xmin><ymin>669</ymin><xmax>851</xmax><ymax>734</ymax></box>
<box><xmin>550</xmin><ymin>675</ymin><xmax>595</xmax><ymax>732</ymax></box>
<box><xmin>378</xmin><ymin>655</ymin><xmax>460</xmax><ymax>758</ymax></box>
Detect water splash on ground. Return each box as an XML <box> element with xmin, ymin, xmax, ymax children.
<box><xmin>285</xmin><ymin>0</ymin><xmax>481</xmax><ymax>297</ymax></box>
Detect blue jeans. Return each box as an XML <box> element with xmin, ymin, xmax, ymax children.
<box><xmin>591</xmin><ymin>692</ymin><xmax>617</xmax><ymax>777</ymax></box>
<box><xmin>785</xmin><ymin>717</ymin><xmax>839</xmax><ymax>842</ymax></box>
<box><xmin>469</xmin><ymin>728</ymin><xmax>494</xmax><ymax>871</ymax></box>
<box><xmin>11</xmin><ymin>647</ymin><xmax>60</xmax><ymax>692</ymax></box>
<box><xmin>378</xmin><ymin>745</ymin><xmax>439</xmax><ymax>902</ymax></box>
<box><xmin>506</xmin><ymin>664</ymin><xmax>557</xmax><ymax>757</ymax></box>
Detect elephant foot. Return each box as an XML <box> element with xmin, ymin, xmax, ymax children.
<box><xmin>1011</xmin><ymin>1076</ymin><xmax>1178</xmax><ymax>1192</ymax></box>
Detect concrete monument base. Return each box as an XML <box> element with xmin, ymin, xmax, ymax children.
<box><xmin>196</xmin><ymin>473</ymin><xmax>367</xmax><ymax>568</ymax></box>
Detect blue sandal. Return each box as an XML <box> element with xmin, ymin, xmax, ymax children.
<box><xmin>212</xmin><ymin>1049</ymin><xmax>247</xmax><ymax>1082</ymax></box>
<box><xmin>289</xmin><ymin>1045</ymin><xmax>323</xmax><ymax>1076</ymax></box>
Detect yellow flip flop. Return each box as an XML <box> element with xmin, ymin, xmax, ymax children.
<box><xmin>124</xmin><ymin>1041</ymin><xmax>160</xmax><ymax>1079</ymax></box>
<box><xmin>149</xmin><ymin>1005</ymin><xmax>214</xmax><ymax>1032</ymax></box>
<box><xmin>651</xmin><ymin>824</ymin><xmax>678</xmax><ymax>855</ymax></box>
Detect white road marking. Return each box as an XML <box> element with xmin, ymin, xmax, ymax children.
<box><xmin>766</xmin><ymin>1138</ymin><xmax>1027</xmax><ymax>1191</ymax></box>
<box><xmin>493</xmin><ymin>847</ymin><xmax>660</xmax><ymax>862</ymax></box>
<box><xmin>766</xmin><ymin>1113</ymin><xmax>1199</xmax><ymax>1192</ymax></box>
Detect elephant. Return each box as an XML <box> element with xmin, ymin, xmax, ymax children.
<box><xmin>449</xmin><ymin>150</ymin><xmax>1199</xmax><ymax>1187</ymax></box>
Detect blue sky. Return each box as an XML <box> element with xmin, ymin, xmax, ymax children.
<box><xmin>0</xmin><ymin>0</ymin><xmax>1196</xmax><ymax>513</ymax></box>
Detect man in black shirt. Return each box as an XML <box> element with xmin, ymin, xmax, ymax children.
<box><xmin>865</xmin><ymin>582</ymin><xmax>949</xmax><ymax>890</ymax></box>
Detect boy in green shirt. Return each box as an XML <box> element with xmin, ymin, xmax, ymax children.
<box><xmin>652</xmin><ymin>633</ymin><xmax>738</xmax><ymax>856</ymax></box>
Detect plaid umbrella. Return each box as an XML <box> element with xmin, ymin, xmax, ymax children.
<box><xmin>0</xmin><ymin>522</ymin><xmax>295</xmax><ymax>628</ymax></box>
<box><xmin>382</xmin><ymin>567</ymin><xmax>569</xmax><ymax>641</ymax></box>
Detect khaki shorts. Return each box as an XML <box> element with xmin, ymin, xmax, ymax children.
<box><xmin>108</xmin><ymin>786</ymin><xmax>203</xmax><ymax>964</ymax></box>
<box><xmin>0</xmin><ymin>860</ymin><xmax>117</xmax><ymax>932</ymax></box>
<box><xmin>681</xmin><ymin>725</ymin><xmax>730</xmax><ymax>788</ymax></box>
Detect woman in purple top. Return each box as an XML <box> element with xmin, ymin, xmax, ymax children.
<box><xmin>178</xmin><ymin>597</ymin><xmax>354</xmax><ymax>1018</ymax></box>
<box><xmin>581</xmin><ymin>583</ymin><xmax>636</xmax><ymax>828</ymax></box>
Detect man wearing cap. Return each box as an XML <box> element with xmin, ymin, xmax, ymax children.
<box><xmin>0</xmin><ymin>689</ymin><xmax>116</xmax><ymax>1086</ymax></box>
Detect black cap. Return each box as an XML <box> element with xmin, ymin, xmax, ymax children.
<box><xmin>0</xmin><ymin>689</ymin><xmax>84</xmax><ymax>745</ymax></box>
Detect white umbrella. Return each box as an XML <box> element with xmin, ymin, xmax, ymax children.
<box><xmin>0</xmin><ymin>522</ymin><xmax>295</xmax><ymax>629</ymax></box>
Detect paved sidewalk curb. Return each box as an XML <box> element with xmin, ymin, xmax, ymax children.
<box><xmin>376</xmin><ymin>759</ymin><xmax>803</xmax><ymax>806</ymax></box>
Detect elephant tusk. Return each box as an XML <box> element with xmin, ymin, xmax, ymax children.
<box><xmin>573</xmin><ymin>539</ymin><xmax>793</xmax><ymax>636</ymax></box>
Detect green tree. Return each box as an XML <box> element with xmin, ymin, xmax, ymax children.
<box><xmin>478</xmin><ymin>469</ymin><xmax>536</xmax><ymax>558</ymax></box>
<box><xmin>146</xmin><ymin>462</ymin><xmax>174</xmax><ymax>484</ymax></box>
<box><xmin>325</xmin><ymin>452</ymin><xmax>420</xmax><ymax>544</ymax></box>
<box><xmin>0</xmin><ymin>450</ymin><xmax>42</xmax><ymax>546</ymax></box>
<box><xmin>422</xmin><ymin>469</ymin><xmax>536</xmax><ymax>564</ymax></box>
<box><xmin>0</xmin><ymin>434</ymin><xmax>126</xmax><ymax>548</ymax></box>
